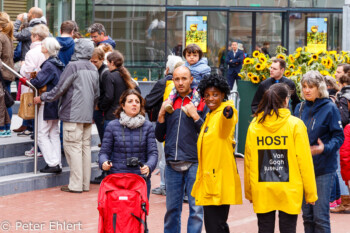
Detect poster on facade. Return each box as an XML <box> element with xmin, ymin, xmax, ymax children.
<box><xmin>306</xmin><ymin>17</ymin><xmax>328</xmax><ymax>53</ymax></box>
<box><xmin>185</xmin><ymin>16</ymin><xmax>208</xmax><ymax>53</ymax></box>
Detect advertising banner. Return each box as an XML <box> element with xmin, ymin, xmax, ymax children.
<box><xmin>185</xmin><ymin>16</ymin><xmax>208</xmax><ymax>53</ymax></box>
<box><xmin>306</xmin><ymin>17</ymin><xmax>328</xmax><ymax>53</ymax></box>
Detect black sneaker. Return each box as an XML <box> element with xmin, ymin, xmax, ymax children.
<box><xmin>90</xmin><ymin>171</ymin><xmax>107</xmax><ymax>184</ymax></box>
<box><xmin>40</xmin><ymin>165</ymin><xmax>62</xmax><ymax>174</ymax></box>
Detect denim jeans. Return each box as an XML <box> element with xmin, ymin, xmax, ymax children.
<box><xmin>302</xmin><ymin>172</ymin><xmax>335</xmax><ymax>233</ymax></box>
<box><xmin>93</xmin><ymin>110</ymin><xmax>104</xmax><ymax>143</ymax></box>
<box><xmin>164</xmin><ymin>163</ymin><xmax>203</xmax><ymax>233</ymax></box>
<box><xmin>330</xmin><ymin>173</ymin><xmax>340</xmax><ymax>202</ymax></box>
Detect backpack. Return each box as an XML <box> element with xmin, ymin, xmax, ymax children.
<box><xmin>145</xmin><ymin>77</ymin><xmax>169</xmax><ymax>122</ymax></box>
<box><xmin>98</xmin><ymin>173</ymin><xmax>149</xmax><ymax>233</ymax></box>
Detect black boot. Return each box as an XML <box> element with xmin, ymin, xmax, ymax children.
<box><xmin>90</xmin><ymin>171</ymin><xmax>108</xmax><ymax>184</ymax></box>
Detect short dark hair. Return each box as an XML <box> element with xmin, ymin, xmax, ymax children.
<box><xmin>263</xmin><ymin>42</ymin><xmax>270</xmax><ymax>46</ymax></box>
<box><xmin>182</xmin><ymin>44</ymin><xmax>203</xmax><ymax>60</ymax></box>
<box><xmin>88</xmin><ymin>23</ymin><xmax>106</xmax><ymax>35</ymax></box>
<box><xmin>60</xmin><ymin>21</ymin><xmax>75</xmax><ymax>34</ymax></box>
<box><xmin>338</xmin><ymin>63</ymin><xmax>350</xmax><ymax>74</ymax></box>
<box><xmin>114</xmin><ymin>89</ymin><xmax>145</xmax><ymax>118</ymax></box>
<box><xmin>339</xmin><ymin>73</ymin><xmax>350</xmax><ymax>85</ymax></box>
<box><xmin>273</xmin><ymin>58</ymin><xmax>286</xmax><ymax>70</ymax></box>
<box><xmin>197</xmin><ymin>73</ymin><xmax>230</xmax><ymax>101</ymax></box>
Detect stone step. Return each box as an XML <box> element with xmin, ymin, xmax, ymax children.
<box><xmin>0</xmin><ymin>146</ymin><xmax>100</xmax><ymax>177</ymax></box>
<box><xmin>0</xmin><ymin>163</ymin><xmax>100</xmax><ymax>196</ymax></box>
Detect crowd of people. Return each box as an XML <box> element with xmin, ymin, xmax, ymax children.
<box><xmin>0</xmin><ymin>6</ymin><xmax>349</xmax><ymax>233</ymax></box>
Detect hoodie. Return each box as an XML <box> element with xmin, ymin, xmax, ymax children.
<box><xmin>294</xmin><ymin>98</ymin><xmax>344</xmax><ymax>177</ymax></box>
<box><xmin>97</xmin><ymin>36</ymin><xmax>116</xmax><ymax>48</ymax></box>
<box><xmin>13</xmin><ymin>17</ymin><xmax>47</xmax><ymax>61</ymax></box>
<box><xmin>41</xmin><ymin>38</ymin><xmax>99</xmax><ymax>123</ymax></box>
<box><xmin>245</xmin><ymin>108</ymin><xmax>318</xmax><ymax>214</ymax></box>
<box><xmin>184</xmin><ymin>57</ymin><xmax>211</xmax><ymax>87</ymax></box>
<box><xmin>56</xmin><ymin>37</ymin><xmax>75</xmax><ymax>66</ymax></box>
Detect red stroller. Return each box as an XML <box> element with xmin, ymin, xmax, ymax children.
<box><xmin>98</xmin><ymin>173</ymin><xmax>149</xmax><ymax>233</ymax></box>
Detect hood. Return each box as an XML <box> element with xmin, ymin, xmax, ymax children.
<box><xmin>186</xmin><ymin>57</ymin><xmax>208</xmax><ymax>68</ymax></box>
<box><xmin>340</xmin><ymin>85</ymin><xmax>350</xmax><ymax>101</ymax></box>
<box><xmin>29</xmin><ymin>17</ymin><xmax>47</xmax><ymax>26</ymax></box>
<box><xmin>71</xmin><ymin>38</ymin><xmax>94</xmax><ymax>61</ymax></box>
<box><xmin>98</xmin><ymin>36</ymin><xmax>116</xmax><ymax>48</ymax></box>
<box><xmin>256</xmin><ymin>108</ymin><xmax>291</xmax><ymax>133</ymax></box>
<box><xmin>46</xmin><ymin>56</ymin><xmax>65</xmax><ymax>70</ymax></box>
<box><xmin>56</xmin><ymin>37</ymin><xmax>75</xmax><ymax>52</ymax></box>
<box><xmin>305</xmin><ymin>98</ymin><xmax>331</xmax><ymax>114</ymax></box>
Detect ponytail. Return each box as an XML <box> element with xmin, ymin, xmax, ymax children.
<box><xmin>107</xmin><ymin>51</ymin><xmax>136</xmax><ymax>89</ymax></box>
<box><xmin>254</xmin><ymin>83</ymin><xmax>290</xmax><ymax>123</ymax></box>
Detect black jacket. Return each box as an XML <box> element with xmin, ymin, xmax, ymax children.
<box><xmin>337</xmin><ymin>85</ymin><xmax>350</xmax><ymax>127</ymax></box>
<box><xmin>251</xmin><ymin>76</ymin><xmax>300</xmax><ymax>114</ymax></box>
<box><xmin>155</xmin><ymin>93</ymin><xmax>206</xmax><ymax>163</ymax></box>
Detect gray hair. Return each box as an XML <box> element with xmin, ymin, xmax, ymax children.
<box><xmin>42</xmin><ymin>37</ymin><xmax>61</xmax><ymax>57</ymax></box>
<box><xmin>301</xmin><ymin>70</ymin><xmax>329</xmax><ymax>99</ymax></box>
<box><xmin>166</xmin><ymin>55</ymin><xmax>183</xmax><ymax>75</ymax></box>
<box><xmin>88</xmin><ymin>23</ymin><xmax>106</xmax><ymax>35</ymax></box>
<box><xmin>31</xmin><ymin>24</ymin><xmax>50</xmax><ymax>41</ymax></box>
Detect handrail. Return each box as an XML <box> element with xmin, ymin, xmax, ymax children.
<box><xmin>1</xmin><ymin>62</ymin><xmax>39</xmax><ymax>174</ymax></box>
<box><xmin>229</xmin><ymin>87</ymin><xmax>244</xmax><ymax>158</ymax></box>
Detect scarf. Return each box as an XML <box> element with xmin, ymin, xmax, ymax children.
<box><xmin>119</xmin><ymin>111</ymin><xmax>145</xmax><ymax>129</ymax></box>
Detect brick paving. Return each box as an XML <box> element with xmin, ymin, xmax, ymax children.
<box><xmin>0</xmin><ymin>158</ymin><xmax>349</xmax><ymax>233</ymax></box>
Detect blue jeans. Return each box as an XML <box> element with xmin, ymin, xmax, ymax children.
<box><xmin>330</xmin><ymin>173</ymin><xmax>340</xmax><ymax>202</ymax></box>
<box><xmin>164</xmin><ymin>163</ymin><xmax>203</xmax><ymax>233</ymax></box>
<box><xmin>93</xmin><ymin>110</ymin><xmax>104</xmax><ymax>143</ymax></box>
<box><xmin>302</xmin><ymin>172</ymin><xmax>335</xmax><ymax>233</ymax></box>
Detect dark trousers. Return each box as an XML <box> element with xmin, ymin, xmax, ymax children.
<box><xmin>257</xmin><ymin>210</ymin><xmax>298</xmax><ymax>233</ymax></box>
<box><xmin>203</xmin><ymin>205</ymin><xmax>230</xmax><ymax>233</ymax></box>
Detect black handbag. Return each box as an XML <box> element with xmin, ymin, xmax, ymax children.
<box><xmin>1</xmin><ymin>75</ymin><xmax>14</xmax><ymax>108</ymax></box>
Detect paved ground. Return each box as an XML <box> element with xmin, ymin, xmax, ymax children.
<box><xmin>0</xmin><ymin>158</ymin><xmax>349</xmax><ymax>233</ymax></box>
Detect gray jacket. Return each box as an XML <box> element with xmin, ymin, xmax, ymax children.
<box><xmin>41</xmin><ymin>39</ymin><xmax>99</xmax><ymax>123</ymax></box>
<box><xmin>13</xmin><ymin>17</ymin><xmax>47</xmax><ymax>61</ymax></box>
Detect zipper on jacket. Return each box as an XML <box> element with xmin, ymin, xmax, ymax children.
<box><xmin>175</xmin><ymin>98</ymin><xmax>185</xmax><ymax>161</ymax></box>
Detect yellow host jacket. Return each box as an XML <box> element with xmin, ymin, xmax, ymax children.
<box><xmin>244</xmin><ymin>108</ymin><xmax>318</xmax><ymax>214</ymax></box>
<box><xmin>191</xmin><ymin>100</ymin><xmax>242</xmax><ymax>206</ymax></box>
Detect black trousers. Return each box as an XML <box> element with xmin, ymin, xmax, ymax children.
<box><xmin>203</xmin><ymin>205</ymin><xmax>230</xmax><ymax>233</ymax></box>
<box><xmin>257</xmin><ymin>210</ymin><xmax>298</xmax><ymax>233</ymax></box>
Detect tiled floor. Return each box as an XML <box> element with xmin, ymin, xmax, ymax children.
<box><xmin>0</xmin><ymin>158</ymin><xmax>349</xmax><ymax>233</ymax></box>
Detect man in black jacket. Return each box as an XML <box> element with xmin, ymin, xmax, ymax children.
<box><xmin>156</xmin><ymin>66</ymin><xmax>205</xmax><ymax>233</ymax></box>
<box><xmin>251</xmin><ymin>58</ymin><xmax>300</xmax><ymax>114</ymax></box>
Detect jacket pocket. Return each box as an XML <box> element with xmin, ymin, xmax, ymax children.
<box><xmin>63</xmin><ymin>122</ymin><xmax>78</xmax><ymax>142</ymax></box>
<box><xmin>203</xmin><ymin>170</ymin><xmax>221</xmax><ymax>196</ymax></box>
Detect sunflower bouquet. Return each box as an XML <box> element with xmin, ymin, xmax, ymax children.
<box><xmin>238</xmin><ymin>50</ymin><xmax>271</xmax><ymax>84</ymax></box>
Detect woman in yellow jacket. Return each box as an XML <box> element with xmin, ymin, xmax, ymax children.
<box><xmin>191</xmin><ymin>73</ymin><xmax>242</xmax><ymax>233</ymax></box>
<box><xmin>244</xmin><ymin>83</ymin><xmax>318</xmax><ymax>233</ymax></box>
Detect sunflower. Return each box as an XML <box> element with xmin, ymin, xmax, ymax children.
<box><xmin>288</xmin><ymin>55</ymin><xmax>295</xmax><ymax>63</ymax></box>
<box><xmin>321</xmin><ymin>58</ymin><xmax>328</xmax><ymax>66</ymax></box>
<box><xmin>289</xmin><ymin>64</ymin><xmax>295</xmax><ymax>70</ymax></box>
<box><xmin>342</xmin><ymin>51</ymin><xmax>348</xmax><ymax>56</ymax></box>
<box><xmin>345</xmin><ymin>55</ymin><xmax>350</xmax><ymax>63</ymax></box>
<box><xmin>311</xmin><ymin>54</ymin><xmax>319</xmax><ymax>60</ymax></box>
<box><xmin>308</xmin><ymin>59</ymin><xmax>314</xmax><ymax>66</ymax></box>
<box><xmin>284</xmin><ymin>70</ymin><xmax>291</xmax><ymax>77</ymax></box>
<box><xmin>252</xmin><ymin>50</ymin><xmax>260</xmax><ymax>58</ymax></box>
<box><xmin>291</xmin><ymin>72</ymin><xmax>297</xmax><ymax>76</ymax></box>
<box><xmin>261</xmin><ymin>74</ymin><xmax>267</xmax><ymax>81</ymax></box>
<box><xmin>247</xmin><ymin>72</ymin><xmax>254</xmax><ymax>79</ymax></box>
<box><xmin>304</xmin><ymin>47</ymin><xmax>308</xmax><ymax>52</ymax></box>
<box><xmin>320</xmin><ymin>70</ymin><xmax>331</xmax><ymax>76</ymax></box>
<box><xmin>296</xmin><ymin>47</ymin><xmax>302</xmax><ymax>52</ymax></box>
<box><xmin>329</xmin><ymin>51</ymin><xmax>337</xmax><ymax>55</ymax></box>
<box><xmin>294</xmin><ymin>52</ymin><xmax>301</xmax><ymax>59</ymax></box>
<box><xmin>255</xmin><ymin>63</ymin><xmax>265</xmax><ymax>71</ymax></box>
<box><xmin>259</xmin><ymin>54</ymin><xmax>267</xmax><ymax>63</ymax></box>
<box><xmin>277</xmin><ymin>54</ymin><xmax>286</xmax><ymax>60</ymax></box>
<box><xmin>326</xmin><ymin>57</ymin><xmax>333</xmax><ymax>69</ymax></box>
<box><xmin>251</xmin><ymin>75</ymin><xmax>260</xmax><ymax>84</ymax></box>
<box><xmin>244</xmin><ymin>58</ymin><xmax>253</xmax><ymax>65</ymax></box>
<box><xmin>238</xmin><ymin>73</ymin><xmax>244</xmax><ymax>78</ymax></box>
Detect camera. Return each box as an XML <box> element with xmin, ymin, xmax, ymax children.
<box><xmin>126</xmin><ymin>157</ymin><xmax>140</xmax><ymax>167</ymax></box>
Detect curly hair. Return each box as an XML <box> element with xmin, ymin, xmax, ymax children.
<box><xmin>197</xmin><ymin>73</ymin><xmax>230</xmax><ymax>100</ymax></box>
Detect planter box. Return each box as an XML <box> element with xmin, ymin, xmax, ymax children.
<box><xmin>237</xmin><ymin>80</ymin><xmax>259</xmax><ymax>154</ymax></box>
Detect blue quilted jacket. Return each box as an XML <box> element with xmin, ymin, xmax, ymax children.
<box><xmin>98</xmin><ymin>119</ymin><xmax>158</xmax><ymax>177</ymax></box>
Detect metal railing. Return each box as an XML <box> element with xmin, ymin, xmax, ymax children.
<box><xmin>229</xmin><ymin>84</ymin><xmax>244</xmax><ymax>158</ymax></box>
<box><xmin>1</xmin><ymin>62</ymin><xmax>39</xmax><ymax>174</ymax></box>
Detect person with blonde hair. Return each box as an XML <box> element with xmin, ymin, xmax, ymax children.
<box><xmin>0</xmin><ymin>13</ymin><xmax>15</xmax><ymax>137</ymax></box>
<box><xmin>20</xmin><ymin>37</ymin><xmax>64</xmax><ymax>173</ymax></box>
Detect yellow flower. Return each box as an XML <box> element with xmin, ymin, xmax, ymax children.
<box><xmin>288</xmin><ymin>55</ymin><xmax>295</xmax><ymax>64</ymax></box>
<box><xmin>320</xmin><ymin>70</ymin><xmax>331</xmax><ymax>76</ymax></box>
<box><xmin>329</xmin><ymin>51</ymin><xmax>337</xmax><ymax>55</ymax></box>
<box><xmin>251</xmin><ymin>75</ymin><xmax>260</xmax><ymax>84</ymax></box>
<box><xmin>259</xmin><ymin>54</ymin><xmax>267</xmax><ymax>63</ymax></box>
<box><xmin>289</xmin><ymin>64</ymin><xmax>295</xmax><ymax>70</ymax></box>
<box><xmin>304</xmin><ymin>47</ymin><xmax>308</xmax><ymax>52</ymax></box>
<box><xmin>296</xmin><ymin>47</ymin><xmax>302</xmax><ymax>52</ymax></box>
<box><xmin>294</xmin><ymin>52</ymin><xmax>301</xmax><ymax>59</ymax></box>
<box><xmin>326</xmin><ymin>57</ymin><xmax>333</xmax><ymax>69</ymax></box>
<box><xmin>291</xmin><ymin>72</ymin><xmax>297</xmax><ymax>76</ymax></box>
<box><xmin>134</xmin><ymin>77</ymin><xmax>138</xmax><ymax>80</ymax></box>
<box><xmin>142</xmin><ymin>77</ymin><xmax>148</xmax><ymax>81</ymax></box>
<box><xmin>261</xmin><ymin>74</ymin><xmax>267</xmax><ymax>81</ymax></box>
<box><xmin>244</xmin><ymin>58</ymin><xmax>253</xmax><ymax>65</ymax></box>
<box><xmin>252</xmin><ymin>50</ymin><xmax>260</xmax><ymax>58</ymax></box>
<box><xmin>277</xmin><ymin>54</ymin><xmax>286</xmax><ymax>60</ymax></box>
<box><xmin>345</xmin><ymin>55</ymin><xmax>350</xmax><ymax>63</ymax></box>
<box><xmin>338</xmin><ymin>55</ymin><xmax>344</xmax><ymax>62</ymax></box>
<box><xmin>284</xmin><ymin>70</ymin><xmax>291</xmax><ymax>77</ymax></box>
<box><xmin>247</xmin><ymin>72</ymin><xmax>254</xmax><ymax>78</ymax></box>
<box><xmin>255</xmin><ymin>63</ymin><xmax>265</xmax><ymax>71</ymax></box>
<box><xmin>238</xmin><ymin>73</ymin><xmax>244</xmax><ymax>78</ymax></box>
<box><xmin>321</xmin><ymin>58</ymin><xmax>328</xmax><ymax>66</ymax></box>
<box><xmin>308</xmin><ymin>59</ymin><xmax>314</xmax><ymax>66</ymax></box>
<box><xmin>311</xmin><ymin>54</ymin><xmax>319</xmax><ymax>60</ymax></box>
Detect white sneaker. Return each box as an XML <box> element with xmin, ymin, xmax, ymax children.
<box><xmin>24</xmin><ymin>147</ymin><xmax>43</xmax><ymax>157</ymax></box>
